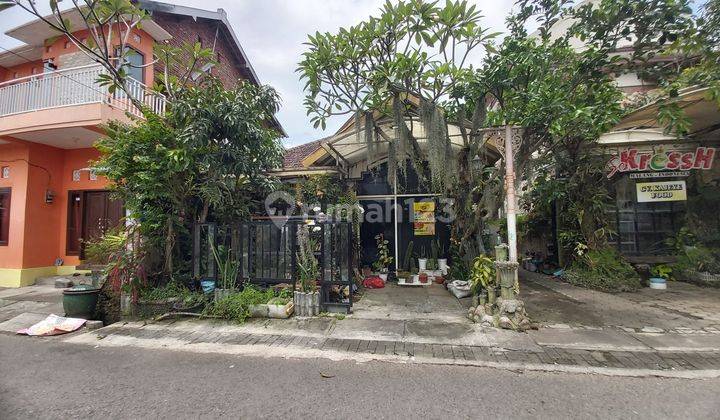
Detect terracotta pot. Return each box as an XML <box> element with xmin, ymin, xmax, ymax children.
<box><xmin>434</xmin><ymin>276</ymin><xmax>445</xmax><ymax>285</ymax></box>
<box><xmin>419</xmin><ymin>273</ymin><xmax>429</xmax><ymax>284</ymax></box>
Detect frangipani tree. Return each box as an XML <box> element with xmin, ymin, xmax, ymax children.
<box><xmin>298</xmin><ymin>0</ymin><xmax>498</xmax><ymax>190</ymax></box>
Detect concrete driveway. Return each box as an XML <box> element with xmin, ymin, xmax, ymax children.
<box><xmin>521</xmin><ymin>270</ymin><xmax>720</xmax><ymax>333</ymax></box>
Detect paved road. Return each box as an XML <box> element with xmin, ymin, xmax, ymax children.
<box><xmin>0</xmin><ymin>334</ymin><xmax>718</xmax><ymax>419</ymax></box>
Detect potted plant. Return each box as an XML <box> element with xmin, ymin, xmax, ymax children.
<box><xmin>410</xmin><ymin>268</ymin><xmax>420</xmax><ymax>284</ymax></box>
<box><xmin>419</xmin><ymin>271</ymin><xmax>430</xmax><ymax>284</ymax></box>
<box><xmin>373</xmin><ymin>233</ymin><xmax>394</xmax><ymax>282</ymax></box>
<box><xmin>396</xmin><ymin>270</ymin><xmax>411</xmax><ymax>283</ymax></box>
<box><xmin>418</xmin><ymin>246</ymin><xmax>428</xmax><ymax>271</ymax></box>
<box><xmin>295</xmin><ymin>226</ymin><xmax>320</xmax><ymax>316</ymax></box>
<box><xmin>650</xmin><ymin>264</ymin><xmax>672</xmax><ymax>290</ymax></box>
<box><xmin>436</xmin><ymin>240</ymin><xmax>448</xmax><ymax>274</ymax></box>
<box><xmin>212</xmin><ymin>245</ymin><xmax>240</xmax><ymax>301</ymax></box>
<box><xmin>429</xmin><ymin>240</ymin><xmax>443</xmax><ymax>277</ymax></box>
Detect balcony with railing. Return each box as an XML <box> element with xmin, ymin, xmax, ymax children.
<box><xmin>0</xmin><ymin>64</ymin><xmax>166</xmax><ymax>123</ymax></box>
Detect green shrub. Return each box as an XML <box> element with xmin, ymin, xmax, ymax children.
<box><xmin>674</xmin><ymin>246</ymin><xmax>720</xmax><ymax>274</ymax></box>
<box><xmin>563</xmin><ymin>248</ymin><xmax>641</xmax><ymax>292</ymax></box>
<box><xmin>140</xmin><ymin>282</ymin><xmax>194</xmax><ymax>301</ymax></box>
<box><xmin>83</xmin><ymin>227</ymin><xmax>126</xmax><ymax>265</ymax></box>
<box><xmin>204</xmin><ymin>285</ymin><xmax>289</xmax><ymax>323</ymax></box>
<box><xmin>206</xmin><ymin>293</ymin><xmax>251</xmax><ymax>323</ymax></box>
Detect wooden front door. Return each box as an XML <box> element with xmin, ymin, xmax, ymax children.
<box><xmin>83</xmin><ymin>191</ymin><xmax>123</xmax><ymax>242</ymax></box>
<box><xmin>66</xmin><ymin>190</ymin><xmax>123</xmax><ymax>257</ymax></box>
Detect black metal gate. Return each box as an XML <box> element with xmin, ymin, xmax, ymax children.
<box><xmin>193</xmin><ymin>217</ymin><xmax>354</xmax><ymax>312</ymax></box>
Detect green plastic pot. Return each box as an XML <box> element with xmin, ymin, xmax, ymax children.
<box><xmin>62</xmin><ymin>284</ymin><xmax>100</xmax><ymax>319</ymax></box>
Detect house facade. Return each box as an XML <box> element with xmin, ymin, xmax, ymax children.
<box><xmin>280</xmin><ymin>1</ymin><xmax>720</xmax><ymax>269</ymax></box>
<box><xmin>275</xmin><ymin>109</ymin><xmax>500</xmax><ymax>273</ymax></box>
<box><xmin>0</xmin><ymin>1</ymin><xmax>281</xmax><ymax>287</ymax></box>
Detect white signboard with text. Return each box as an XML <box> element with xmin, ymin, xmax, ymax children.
<box><xmin>636</xmin><ymin>180</ymin><xmax>687</xmax><ymax>203</ymax></box>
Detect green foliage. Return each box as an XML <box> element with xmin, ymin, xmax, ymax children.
<box><xmin>372</xmin><ymin>234</ymin><xmax>393</xmax><ymax>272</ymax></box>
<box><xmin>448</xmin><ymin>240</ymin><xmax>471</xmax><ymax>281</ymax></box>
<box><xmin>651</xmin><ymin>264</ymin><xmax>673</xmax><ymax>281</ymax></box>
<box><xmin>83</xmin><ymin>227</ymin><xmax>126</xmax><ymax>265</ymax></box>
<box><xmin>296</xmin><ymin>226</ymin><xmax>319</xmax><ymax>292</ymax></box>
<box><xmin>299</xmin><ymin>174</ymin><xmax>343</xmax><ymax>207</ymax></box>
<box><xmin>95</xmin><ymin>77</ymin><xmax>283</xmax><ymax>278</ymax></box>
<box><xmin>402</xmin><ymin>241</ymin><xmax>414</xmax><ymax>271</ymax></box>
<box><xmin>674</xmin><ymin>246</ymin><xmax>720</xmax><ymax>275</ymax></box>
<box><xmin>297</xmin><ymin>0</ymin><xmax>497</xmax><ymax>191</ymax></box>
<box><xmin>469</xmin><ymin>255</ymin><xmax>495</xmax><ymax>295</ymax></box>
<box><xmin>212</xmin><ymin>245</ymin><xmax>240</xmax><ymax>290</ymax></box>
<box><xmin>469</xmin><ymin>0</ymin><xmax>696</xmax><ymax>260</ymax></box>
<box><xmin>205</xmin><ymin>293</ymin><xmax>250</xmax><ymax>323</ymax></box>
<box><xmin>205</xmin><ymin>285</ymin><xmax>289</xmax><ymax>323</ymax></box>
<box><xmin>93</xmin><ymin>224</ymin><xmax>147</xmax><ymax>302</ymax></box>
<box><xmin>140</xmin><ymin>281</ymin><xmax>198</xmax><ymax>302</ymax></box>
<box><xmin>563</xmin><ymin>248</ymin><xmax>641</xmax><ymax>292</ymax></box>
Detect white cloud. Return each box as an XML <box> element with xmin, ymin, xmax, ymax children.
<box><xmin>0</xmin><ymin>0</ymin><xmax>515</xmax><ymax>147</ymax></box>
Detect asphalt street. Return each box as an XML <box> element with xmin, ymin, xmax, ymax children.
<box><xmin>1</xmin><ymin>334</ymin><xmax>718</xmax><ymax>419</ymax></box>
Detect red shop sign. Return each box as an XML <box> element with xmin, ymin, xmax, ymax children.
<box><xmin>606</xmin><ymin>147</ymin><xmax>716</xmax><ymax>178</ymax></box>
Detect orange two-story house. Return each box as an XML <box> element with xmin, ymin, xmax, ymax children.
<box><xmin>0</xmin><ymin>1</ymin><xmax>284</xmax><ymax>287</ymax></box>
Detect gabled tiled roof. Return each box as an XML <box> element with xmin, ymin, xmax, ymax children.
<box><xmin>283</xmin><ymin>139</ymin><xmax>326</xmax><ymax>168</ymax></box>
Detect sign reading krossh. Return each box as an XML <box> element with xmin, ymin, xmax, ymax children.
<box><xmin>636</xmin><ymin>180</ymin><xmax>687</xmax><ymax>202</ymax></box>
<box><xmin>606</xmin><ymin>147</ymin><xmax>715</xmax><ymax>178</ymax></box>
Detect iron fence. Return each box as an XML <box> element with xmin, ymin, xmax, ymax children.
<box><xmin>193</xmin><ymin>217</ymin><xmax>354</xmax><ymax>312</ymax></box>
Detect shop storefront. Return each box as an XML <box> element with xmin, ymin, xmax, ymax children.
<box><xmin>604</xmin><ymin>144</ymin><xmax>718</xmax><ymax>258</ymax></box>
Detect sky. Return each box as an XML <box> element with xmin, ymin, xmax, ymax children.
<box><xmin>0</xmin><ymin>0</ymin><xmax>516</xmax><ymax>147</ymax></box>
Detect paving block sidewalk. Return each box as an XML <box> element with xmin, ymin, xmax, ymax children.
<box><xmin>63</xmin><ymin>319</ymin><xmax>720</xmax><ymax>379</ymax></box>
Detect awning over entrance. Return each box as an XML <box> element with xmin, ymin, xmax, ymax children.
<box><xmin>599</xmin><ymin>86</ymin><xmax>720</xmax><ymax>146</ymax></box>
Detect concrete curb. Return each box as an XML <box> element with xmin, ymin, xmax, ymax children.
<box><xmin>63</xmin><ymin>325</ymin><xmax>720</xmax><ymax>380</ymax></box>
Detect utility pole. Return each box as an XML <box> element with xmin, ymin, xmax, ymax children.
<box><xmin>504</xmin><ymin>124</ymin><xmax>518</xmax><ymax>263</ymax></box>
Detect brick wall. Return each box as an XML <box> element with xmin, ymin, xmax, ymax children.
<box><xmin>150</xmin><ymin>12</ymin><xmax>253</xmax><ymax>88</ymax></box>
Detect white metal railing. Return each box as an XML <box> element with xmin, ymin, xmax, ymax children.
<box><xmin>0</xmin><ymin>64</ymin><xmax>166</xmax><ymax>119</ymax></box>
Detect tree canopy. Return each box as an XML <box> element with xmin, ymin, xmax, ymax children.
<box><xmin>96</xmin><ymin>78</ymin><xmax>284</xmax><ymax>277</ymax></box>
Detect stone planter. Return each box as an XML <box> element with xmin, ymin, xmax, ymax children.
<box><xmin>378</xmin><ymin>273</ymin><xmax>388</xmax><ymax>282</ymax></box>
<box><xmin>120</xmin><ymin>292</ymin><xmax>134</xmax><ymax>317</ymax></box>
<box><xmin>137</xmin><ymin>298</ymin><xmax>178</xmax><ymax>319</ymax></box>
<box><xmin>495</xmin><ymin>261</ymin><xmax>519</xmax><ymax>300</ymax></box>
<box><xmin>294</xmin><ymin>290</ymin><xmax>320</xmax><ymax>316</ymax></box>
<box><xmin>248</xmin><ymin>304</ymin><xmax>267</xmax><ymax>318</ymax></box>
<box><xmin>494</xmin><ymin>245</ymin><xmax>509</xmax><ymax>262</ymax></box>
<box><xmin>268</xmin><ymin>301</ymin><xmax>295</xmax><ymax>318</ymax></box>
<box><xmin>487</xmin><ymin>287</ymin><xmax>498</xmax><ymax>306</ymax></box>
<box><xmin>249</xmin><ymin>301</ymin><xmax>295</xmax><ymax>319</ymax></box>
<box><xmin>418</xmin><ymin>259</ymin><xmax>428</xmax><ymax>271</ymax></box>
<box><xmin>172</xmin><ymin>300</ymin><xmax>206</xmax><ymax>314</ymax></box>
